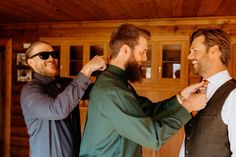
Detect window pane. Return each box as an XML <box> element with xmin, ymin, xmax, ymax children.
<box><xmin>162</xmin><ymin>44</ymin><xmax>181</xmax><ymax>78</ymax></box>
<box><xmin>70</xmin><ymin>46</ymin><xmax>83</xmax><ymax>76</ymax></box>
<box><xmin>141</xmin><ymin>44</ymin><xmax>152</xmax><ymax>79</ymax></box>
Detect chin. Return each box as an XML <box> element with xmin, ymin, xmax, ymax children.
<box><xmin>48</xmin><ymin>71</ymin><xmax>58</xmax><ymax>77</ymax></box>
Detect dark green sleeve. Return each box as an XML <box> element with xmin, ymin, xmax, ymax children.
<box><xmin>98</xmin><ymin>87</ymin><xmax>191</xmax><ymax>150</ymax></box>
<box><xmin>137</xmin><ymin>95</ymin><xmax>182</xmax><ymax>118</ymax></box>
<box><xmin>129</xmin><ymin>83</ymin><xmax>182</xmax><ymax>117</ymax></box>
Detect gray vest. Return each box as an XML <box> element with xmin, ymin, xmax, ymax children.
<box><xmin>184</xmin><ymin>79</ymin><xmax>236</xmax><ymax>157</ymax></box>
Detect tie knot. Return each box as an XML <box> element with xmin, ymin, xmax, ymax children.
<box><xmin>203</xmin><ymin>79</ymin><xmax>209</xmax><ymax>85</ymax></box>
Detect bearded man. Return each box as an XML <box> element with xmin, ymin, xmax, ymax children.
<box><xmin>80</xmin><ymin>23</ymin><xmax>208</xmax><ymax>157</ymax></box>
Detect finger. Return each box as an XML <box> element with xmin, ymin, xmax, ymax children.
<box><xmin>99</xmin><ymin>64</ymin><xmax>107</xmax><ymax>71</ymax></box>
<box><xmin>192</xmin><ymin>82</ymin><xmax>206</xmax><ymax>92</ymax></box>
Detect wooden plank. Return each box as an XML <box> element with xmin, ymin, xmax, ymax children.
<box><xmin>182</xmin><ymin>0</ymin><xmax>203</xmax><ymax>17</ymax></box>
<box><xmin>215</xmin><ymin>0</ymin><xmax>236</xmax><ymax>16</ymax></box>
<box><xmin>172</xmin><ymin>0</ymin><xmax>184</xmax><ymax>17</ymax></box>
<box><xmin>10</xmin><ymin>136</ymin><xmax>29</xmax><ymax>148</ymax></box>
<box><xmin>3</xmin><ymin>39</ymin><xmax>12</xmax><ymax>157</ymax></box>
<box><xmin>11</xmin><ymin>95</ymin><xmax>21</xmax><ymax>107</ymax></box>
<box><xmin>11</xmin><ymin>146</ymin><xmax>29</xmax><ymax>157</ymax></box>
<box><xmin>118</xmin><ymin>0</ymin><xmax>146</xmax><ymax>19</ymax></box>
<box><xmin>2</xmin><ymin>17</ymin><xmax>236</xmax><ymax>30</ymax></box>
<box><xmin>11</xmin><ymin>105</ymin><xmax>23</xmax><ymax>116</ymax></box>
<box><xmin>11</xmin><ymin>115</ymin><xmax>26</xmax><ymax>127</ymax></box>
<box><xmin>11</xmin><ymin>127</ymin><xmax>28</xmax><ymax>138</ymax></box>
<box><xmin>153</xmin><ymin>0</ymin><xmax>172</xmax><ymax>18</ymax></box>
<box><xmin>12</xmin><ymin>83</ymin><xmax>25</xmax><ymax>94</ymax></box>
<box><xmin>197</xmin><ymin>0</ymin><xmax>224</xmax><ymax>16</ymax></box>
<box><xmin>0</xmin><ymin>1</ymin><xmax>45</xmax><ymax>23</ymax></box>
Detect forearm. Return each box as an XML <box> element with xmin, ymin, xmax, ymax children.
<box><xmin>102</xmin><ymin>93</ymin><xmax>191</xmax><ymax>150</ymax></box>
<box><xmin>21</xmin><ymin>73</ymin><xmax>91</xmax><ymax>120</ymax></box>
<box><xmin>142</xmin><ymin>96</ymin><xmax>183</xmax><ymax>118</ymax></box>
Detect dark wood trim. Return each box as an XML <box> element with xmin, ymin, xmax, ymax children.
<box><xmin>1</xmin><ymin>16</ymin><xmax>236</xmax><ymax>30</ymax></box>
<box><xmin>0</xmin><ymin>39</ymin><xmax>12</xmax><ymax>157</ymax></box>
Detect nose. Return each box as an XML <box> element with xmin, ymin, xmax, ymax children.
<box><xmin>143</xmin><ymin>54</ymin><xmax>147</xmax><ymax>61</ymax></box>
<box><xmin>47</xmin><ymin>54</ymin><xmax>54</xmax><ymax>61</ymax></box>
<box><xmin>187</xmin><ymin>52</ymin><xmax>193</xmax><ymax>60</ymax></box>
<box><xmin>141</xmin><ymin>52</ymin><xmax>147</xmax><ymax>61</ymax></box>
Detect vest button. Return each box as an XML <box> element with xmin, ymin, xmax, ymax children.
<box><xmin>186</xmin><ymin>150</ymin><xmax>189</xmax><ymax>154</ymax></box>
<box><xmin>189</xmin><ymin>123</ymin><xmax>192</xmax><ymax>127</ymax></box>
<box><xmin>187</xmin><ymin>136</ymin><xmax>190</xmax><ymax>140</ymax></box>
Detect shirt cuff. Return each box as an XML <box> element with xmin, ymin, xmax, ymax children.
<box><xmin>175</xmin><ymin>106</ymin><xmax>192</xmax><ymax>125</ymax></box>
<box><xmin>73</xmin><ymin>72</ymin><xmax>92</xmax><ymax>89</ymax></box>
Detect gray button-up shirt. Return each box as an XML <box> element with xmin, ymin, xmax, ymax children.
<box><xmin>21</xmin><ymin>72</ymin><xmax>91</xmax><ymax>157</ymax></box>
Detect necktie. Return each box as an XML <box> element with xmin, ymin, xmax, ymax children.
<box><xmin>191</xmin><ymin>79</ymin><xmax>209</xmax><ymax>117</ymax></box>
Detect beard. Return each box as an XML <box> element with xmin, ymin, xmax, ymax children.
<box><xmin>125</xmin><ymin>57</ymin><xmax>144</xmax><ymax>83</ymax></box>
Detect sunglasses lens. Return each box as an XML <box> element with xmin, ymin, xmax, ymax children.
<box><xmin>39</xmin><ymin>52</ymin><xmax>50</xmax><ymax>60</ymax></box>
<box><xmin>51</xmin><ymin>51</ymin><xmax>59</xmax><ymax>59</ymax></box>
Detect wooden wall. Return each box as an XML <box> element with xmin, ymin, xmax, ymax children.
<box><xmin>0</xmin><ymin>17</ymin><xmax>236</xmax><ymax>157</ymax></box>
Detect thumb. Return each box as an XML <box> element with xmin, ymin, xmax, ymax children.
<box><xmin>191</xmin><ymin>81</ymin><xmax>205</xmax><ymax>92</ymax></box>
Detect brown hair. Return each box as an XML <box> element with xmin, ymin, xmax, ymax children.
<box><xmin>190</xmin><ymin>28</ymin><xmax>232</xmax><ymax>66</ymax></box>
<box><xmin>25</xmin><ymin>41</ymin><xmax>51</xmax><ymax>60</ymax></box>
<box><xmin>109</xmin><ymin>23</ymin><xmax>150</xmax><ymax>59</ymax></box>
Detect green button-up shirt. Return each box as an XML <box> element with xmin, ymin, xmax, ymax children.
<box><xmin>80</xmin><ymin>65</ymin><xmax>191</xmax><ymax>157</ymax></box>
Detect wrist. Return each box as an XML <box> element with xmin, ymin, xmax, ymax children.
<box><xmin>177</xmin><ymin>91</ymin><xmax>186</xmax><ymax>104</ymax></box>
<box><xmin>181</xmin><ymin>100</ymin><xmax>191</xmax><ymax>113</ymax></box>
<box><xmin>80</xmin><ymin>67</ymin><xmax>92</xmax><ymax>78</ymax></box>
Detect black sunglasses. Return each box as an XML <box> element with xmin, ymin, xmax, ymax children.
<box><xmin>29</xmin><ymin>51</ymin><xmax>59</xmax><ymax>60</ymax></box>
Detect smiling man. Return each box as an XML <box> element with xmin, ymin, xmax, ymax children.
<box><xmin>80</xmin><ymin>23</ymin><xmax>208</xmax><ymax>157</ymax></box>
<box><xmin>179</xmin><ymin>28</ymin><xmax>236</xmax><ymax>157</ymax></box>
<box><xmin>20</xmin><ymin>41</ymin><xmax>106</xmax><ymax>157</ymax></box>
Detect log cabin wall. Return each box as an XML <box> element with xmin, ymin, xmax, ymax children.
<box><xmin>0</xmin><ymin>17</ymin><xmax>236</xmax><ymax>157</ymax></box>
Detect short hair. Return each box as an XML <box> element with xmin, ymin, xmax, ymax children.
<box><xmin>25</xmin><ymin>41</ymin><xmax>51</xmax><ymax>60</ymax></box>
<box><xmin>190</xmin><ymin>28</ymin><xmax>232</xmax><ymax>66</ymax></box>
<box><xmin>109</xmin><ymin>23</ymin><xmax>151</xmax><ymax>59</ymax></box>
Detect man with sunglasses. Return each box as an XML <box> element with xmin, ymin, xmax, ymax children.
<box><xmin>20</xmin><ymin>41</ymin><xmax>106</xmax><ymax>157</ymax></box>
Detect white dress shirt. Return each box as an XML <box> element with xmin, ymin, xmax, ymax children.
<box><xmin>179</xmin><ymin>70</ymin><xmax>236</xmax><ymax>157</ymax></box>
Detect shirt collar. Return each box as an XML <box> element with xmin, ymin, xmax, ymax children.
<box><xmin>205</xmin><ymin>70</ymin><xmax>232</xmax><ymax>89</ymax></box>
<box><xmin>106</xmin><ymin>64</ymin><xmax>129</xmax><ymax>84</ymax></box>
<box><xmin>33</xmin><ymin>72</ymin><xmax>56</xmax><ymax>85</ymax></box>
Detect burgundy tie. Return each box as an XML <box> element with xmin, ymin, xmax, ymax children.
<box><xmin>191</xmin><ymin>80</ymin><xmax>209</xmax><ymax>116</ymax></box>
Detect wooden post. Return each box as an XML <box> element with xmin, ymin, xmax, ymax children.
<box><xmin>1</xmin><ymin>39</ymin><xmax>12</xmax><ymax>157</ymax></box>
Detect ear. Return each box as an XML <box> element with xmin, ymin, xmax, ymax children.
<box><xmin>27</xmin><ymin>59</ymin><xmax>35</xmax><ymax>69</ymax></box>
<box><xmin>210</xmin><ymin>45</ymin><xmax>220</xmax><ymax>55</ymax></box>
<box><xmin>120</xmin><ymin>44</ymin><xmax>131</xmax><ymax>55</ymax></box>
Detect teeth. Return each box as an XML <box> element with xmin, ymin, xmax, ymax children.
<box><xmin>192</xmin><ymin>60</ymin><xmax>198</xmax><ymax>64</ymax></box>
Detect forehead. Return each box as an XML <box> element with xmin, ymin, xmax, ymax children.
<box><xmin>32</xmin><ymin>43</ymin><xmax>53</xmax><ymax>54</ymax></box>
<box><xmin>137</xmin><ymin>36</ymin><xmax>148</xmax><ymax>47</ymax></box>
<box><xmin>191</xmin><ymin>35</ymin><xmax>205</xmax><ymax>47</ymax></box>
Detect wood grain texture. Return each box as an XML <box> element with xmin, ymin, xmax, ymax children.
<box><xmin>0</xmin><ymin>0</ymin><xmax>236</xmax><ymax>24</ymax></box>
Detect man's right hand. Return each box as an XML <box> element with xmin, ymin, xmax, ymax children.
<box><xmin>80</xmin><ymin>55</ymin><xmax>107</xmax><ymax>78</ymax></box>
<box><xmin>181</xmin><ymin>92</ymin><xmax>208</xmax><ymax>113</ymax></box>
